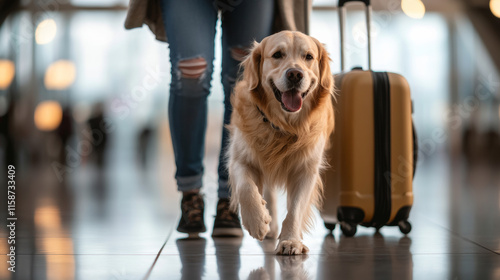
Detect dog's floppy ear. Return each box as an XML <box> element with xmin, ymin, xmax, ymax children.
<box><xmin>314</xmin><ymin>38</ymin><xmax>333</xmax><ymax>93</ymax></box>
<box><xmin>242</xmin><ymin>40</ymin><xmax>263</xmax><ymax>91</ymax></box>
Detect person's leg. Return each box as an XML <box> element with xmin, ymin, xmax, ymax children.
<box><xmin>217</xmin><ymin>0</ymin><xmax>276</xmax><ymax>199</ymax></box>
<box><xmin>160</xmin><ymin>0</ymin><xmax>218</xmax><ymax>234</ymax></box>
<box><xmin>160</xmin><ymin>0</ymin><xmax>218</xmax><ymax>194</ymax></box>
<box><xmin>211</xmin><ymin>0</ymin><xmax>275</xmax><ymax>237</ymax></box>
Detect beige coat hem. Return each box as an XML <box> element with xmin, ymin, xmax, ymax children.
<box><xmin>124</xmin><ymin>0</ymin><xmax>312</xmax><ymax>43</ymax></box>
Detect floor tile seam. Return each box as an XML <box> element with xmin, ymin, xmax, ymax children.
<box><xmin>131</xmin><ymin>252</ymin><xmax>496</xmax><ymax>257</ymax></box>
<box><xmin>8</xmin><ymin>254</ymin><xmax>171</xmax><ymax>256</ymax></box>
<box><xmin>142</xmin><ymin>216</ymin><xmax>177</xmax><ymax>280</ymax></box>
<box><xmin>415</xmin><ymin>213</ymin><xmax>500</xmax><ymax>256</ymax></box>
<box><xmin>7</xmin><ymin>252</ymin><xmax>497</xmax><ymax>257</ymax></box>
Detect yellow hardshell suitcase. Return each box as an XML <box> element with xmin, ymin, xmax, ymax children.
<box><xmin>320</xmin><ymin>0</ymin><xmax>417</xmax><ymax>236</ymax></box>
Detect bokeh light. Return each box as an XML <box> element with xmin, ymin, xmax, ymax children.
<box><xmin>0</xmin><ymin>60</ymin><xmax>15</xmax><ymax>90</ymax></box>
<box><xmin>44</xmin><ymin>60</ymin><xmax>76</xmax><ymax>90</ymax></box>
<box><xmin>402</xmin><ymin>0</ymin><xmax>426</xmax><ymax>19</ymax></box>
<box><xmin>35</xmin><ymin>19</ymin><xmax>57</xmax><ymax>45</ymax></box>
<box><xmin>491</xmin><ymin>0</ymin><xmax>500</xmax><ymax>18</ymax></box>
<box><xmin>34</xmin><ymin>101</ymin><xmax>63</xmax><ymax>131</ymax></box>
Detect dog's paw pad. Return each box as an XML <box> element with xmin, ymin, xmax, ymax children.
<box><xmin>275</xmin><ymin>239</ymin><xmax>309</xmax><ymax>255</ymax></box>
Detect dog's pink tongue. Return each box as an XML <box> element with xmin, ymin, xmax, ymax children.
<box><xmin>282</xmin><ymin>90</ymin><xmax>302</xmax><ymax>112</ymax></box>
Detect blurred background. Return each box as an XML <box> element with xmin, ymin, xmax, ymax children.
<box><xmin>0</xmin><ymin>0</ymin><xmax>499</xmax><ymax>279</ymax></box>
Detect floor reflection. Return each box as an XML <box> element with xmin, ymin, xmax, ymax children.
<box><xmin>174</xmin><ymin>236</ymin><xmax>243</xmax><ymax>280</ymax></box>
<box><xmin>248</xmin><ymin>254</ymin><xmax>310</xmax><ymax>280</ymax></box>
<box><xmin>174</xmin><ymin>236</ymin><xmax>314</xmax><ymax>280</ymax></box>
<box><xmin>170</xmin><ymin>233</ymin><xmax>415</xmax><ymax>280</ymax></box>
<box><xmin>176</xmin><ymin>237</ymin><xmax>207</xmax><ymax>280</ymax></box>
<box><xmin>317</xmin><ymin>234</ymin><xmax>413</xmax><ymax>280</ymax></box>
<box><xmin>213</xmin><ymin>237</ymin><xmax>243</xmax><ymax>280</ymax></box>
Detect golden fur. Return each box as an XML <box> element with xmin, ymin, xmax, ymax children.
<box><xmin>227</xmin><ymin>31</ymin><xmax>334</xmax><ymax>255</ymax></box>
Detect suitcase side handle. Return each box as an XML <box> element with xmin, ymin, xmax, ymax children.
<box><xmin>339</xmin><ymin>0</ymin><xmax>372</xmax><ymax>71</ymax></box>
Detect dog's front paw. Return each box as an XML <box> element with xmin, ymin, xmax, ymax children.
<box><xmin>275</xmin><ymin>239</ymin><xmax>309</xmax><ymax>255</ymax></box>
<box><xmin>241</xmin><ymin>200</ymin><xmax>271</xmax><ymax>241</ymax></box>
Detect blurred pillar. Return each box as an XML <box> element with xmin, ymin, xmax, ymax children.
<box><xmin>447</xmin><ymin>15</ymin><xmax>462</xmax><ymax>158</ymax></box>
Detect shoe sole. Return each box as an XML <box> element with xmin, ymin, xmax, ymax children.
<box><xmin>177</xmin><ymin>227</ymin><xmax>207</xmax><ymax>234</ymax></box>
<box><xmin>212</xmin><ymin>228</ymin><xmax>244</xmax><ymax>237</ymax></box>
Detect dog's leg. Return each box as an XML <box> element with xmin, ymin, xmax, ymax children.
<box><xmin>231</xmin><ymin>161</ymin><xmax>271</xmax><ymax>241</ymax></box>
<box><xmin>263</xmin><ymin>187</ymin><xmax>278</xmax><ymax>239</ymax></box>
<box><xmin>275</xmin><ymin>172</ymin><xmax>319</xmax><ymax>255</ymax></box>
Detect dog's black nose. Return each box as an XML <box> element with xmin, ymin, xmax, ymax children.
<box><xmin>286</xmin><ymin>68</ymin><xmax>303</xmax><ymax>84</ymax></box>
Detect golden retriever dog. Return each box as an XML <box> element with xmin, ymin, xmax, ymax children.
<box><xmin>227</xmin><ymin>31</ymin><xmax>335</xmax><ymax>255</ymax></box>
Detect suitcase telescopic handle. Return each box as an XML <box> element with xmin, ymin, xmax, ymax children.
<box><xmin>339</xmin><ymin>0</ymin><xmax>372</xmax><ymax>71</ymax></box>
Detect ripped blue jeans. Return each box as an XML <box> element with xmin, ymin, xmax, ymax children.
<box><xmin>160</xmin><ymin>0</ymin><xmax>275</xmax><ymax>198</ymax></box>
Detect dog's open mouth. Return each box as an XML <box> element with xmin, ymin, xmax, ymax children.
<box><xmin>271</xmin><ymin>81</ymin><xmax>309</xmax><ymax>113</ymax></box>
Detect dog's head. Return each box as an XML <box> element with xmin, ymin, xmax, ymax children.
<box><xmin>242</xmin><ymin>31</ymin><xmax>332</xmax><ymax>114</ymax></box>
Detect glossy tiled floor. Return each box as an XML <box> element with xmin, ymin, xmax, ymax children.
<box><xmin>1</xmin><ymin>113</ymin><xmax>500</xmax><ymax>280</ymax></box>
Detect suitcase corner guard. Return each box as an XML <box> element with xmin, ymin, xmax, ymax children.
<box><xmin>388</xmin><ymin>206</ymin><xmax>412</xmax><ymax>226</ymax></box>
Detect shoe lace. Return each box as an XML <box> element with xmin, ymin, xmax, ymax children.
<box><xmin>183</xmin><ymin>195</ymin><xmax>203</xmax><ymax>222</ymax></box>
<box><xmin>217</xmin><ymin>200</ymin><xmax>236</xmax><ymax>221</ymax></box>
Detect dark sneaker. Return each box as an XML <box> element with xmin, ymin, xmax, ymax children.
<box><xmin>212</xmin><ymin>198</ymin><xmax>243</xmax><ymax>237</ymax></box>
<box><xmin>177</xmin><ymin>193</ymin><xmax>206</xmax><ymax>234</ymax></box>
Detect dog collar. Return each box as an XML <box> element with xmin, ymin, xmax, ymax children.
<box><xmin>256</xmin><ymin>106</ymin><xmax>280</xmax><ymax>131</ymax></box>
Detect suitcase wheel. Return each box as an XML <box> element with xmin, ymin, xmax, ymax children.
<box><xmin>398</xmin><ymin>221</ymin><xmax>412</xmax><ymax>235</ymax></box>
<box><xmin>324</xmin><ymin>222</ymin><xmax>336</xmax><ymax>232</ymax></box>
<box><xmin>340</xmin><ymin>222</ymin><xmax>357</xmax><ymax>237</ymax></box>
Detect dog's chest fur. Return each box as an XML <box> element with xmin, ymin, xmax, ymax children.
<box><xmin>234</xmin><ymin>112</ymin><xmax>327</xmax><ymax>182</ymax></box>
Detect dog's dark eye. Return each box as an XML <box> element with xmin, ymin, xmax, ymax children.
<box><xmin>305</xmin><ymin>54</ymin><xmax>313</xmax><ymax>60</ymax></box>
<box><xmin>272</xmin><ymin>51</ymin><xmax>283</xmax><ymax>59</ymax></box>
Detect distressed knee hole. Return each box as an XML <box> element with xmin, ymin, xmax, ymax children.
<box><xmin>178</xmin><ymin>57</ymin><xmax>207</xmax><ymax>79</ymax></box>
<box><xmin>230</xmin><ymin>47</ymin><xmax>250</xmax><ymax>62</ymax></box>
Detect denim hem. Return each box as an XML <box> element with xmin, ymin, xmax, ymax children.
<box><xmin>176</xmin><ymin>173</ymin><xmax>203</xmax><ymax>192</ymax></box>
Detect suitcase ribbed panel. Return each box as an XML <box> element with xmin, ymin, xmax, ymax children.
<box><xmin>371</xmin><ymin>71</ymin><xmax>392</xmax><ymax>226</ymax></box>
